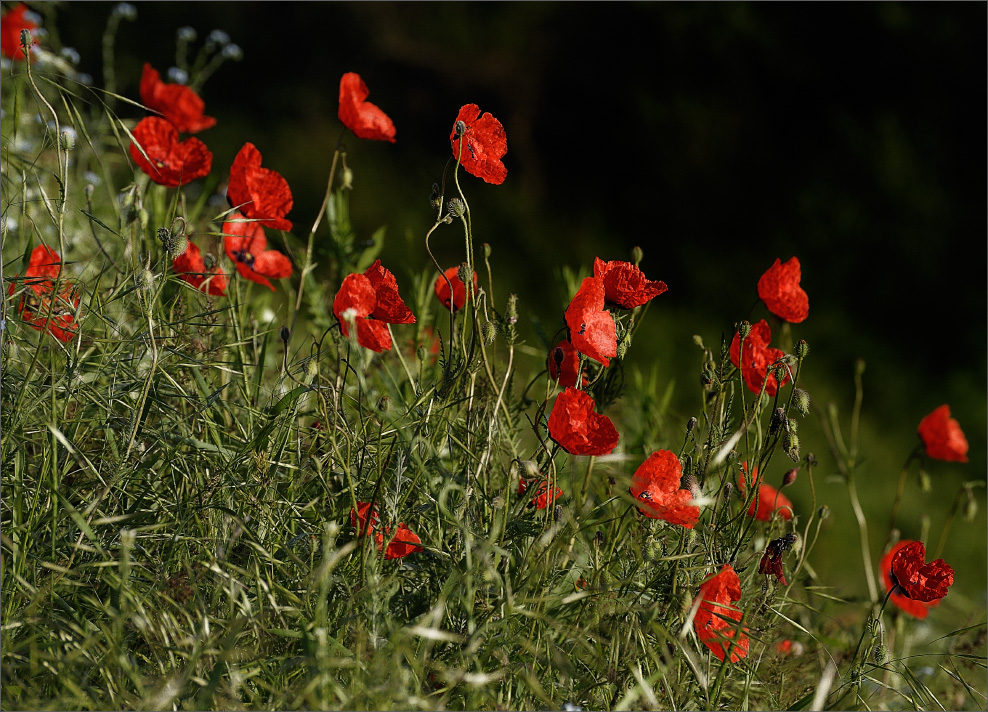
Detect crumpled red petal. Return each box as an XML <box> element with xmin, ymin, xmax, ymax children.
<box><xmin>565</xmin><ymin>276</ymin><xmax>617</xmax><ymax>367</ymax></box>
<box><xmin>129</xmin><ymin>116</ymin><xmax>212</xmax><ymax>187</ymax></box>
<box><xmin>338</xmin><ymin>72</ymin><xmax>396</xmax><ymax>143</ymax></box>
<box><xmin>729</xmin><ymin>319</ymin><xmax>789</xmax><ymax>397</ymax></box>
<box><xmin>890</xmin><ymin>540</ymin><xmax>954</xmax><ymax>603</ymax></box>
<box><xmin>450</xmin><ymin>104</ymin><xmax>507</xmax><ymax>185</ymax></box>
<box><xmin>140</xmin><ymin>62</ymin><xmax>216</xmax><ymax>134</ymax></box>
<box><xmin>880</xmin><ymin>540</ymin><xmax>940</xmax><ymax>618</ymax></box>
<box><xmin>434</xmin><ymin>266</ymin><xmax>476</xmax><ymax>312</ymax></box>
<box><xmin>227</xmin><ymin>143</ymin><xmax>293</xmax><ymax>231</ymax></box>
<box><xmin>757</xmin><ymin>257</ymin><xmax>809</xmax><ymax>323</ymax></box>
<box><xmin>172</xmin><ymin>242</ymin><xmax>227</xmax><ymax>296</ymax></box>
<box><xmin>547</xmin><ymin>387</ymin><xmax>619</xmax><ymax>456</ymax></box>
<box><xmin>593</xmin><ymin>257</ymin><xmax>668</xmax><ymax>309</ymax></box>
<box><xmin>364</xmin><ymin>260</ymin><xmax>415</xmax><ymax>323</ymax></box>
<box><xmin>547</xmin><ymin>340</ymin><xmax>587</xmax><ymax>388</ymax></box>
<box><xmin>917</xmin><ymin>404</ymin><xmax>969</xmax><ymax>463</ymax></box>
<box><xmin>629</xmin><ymin>450</ymin><xmax>699</xmax><ymax>528</ymax></box>
<box><xmin>694</xmin><ymin>564</ymin><xmax>749</xmax><ymax>663</ymax></box>
<box><xmin>222</xmin><ymin>212</ymin><xmax>292</xmax><ymax>291</ymax></box>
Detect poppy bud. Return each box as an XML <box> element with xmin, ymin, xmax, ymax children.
<box><xmin>280</xmin><ymin>326</ymin><xmax>290</xmax><ymax>342</ymax></box>
<box><xmin>787</xmin><ymin>418</ymin><xmax>798</xmax><ymax>434</ymax></box>
<box><xmin>454</xmin><ymin>120</ymin><xmax>466</xmax><ymax>137</ymax></box>
<box><xmin>59</xmin><ymin>129</ymin><xmax>76</xmax><ymax>152</ymax></box>
<box><xmin>631</xmin><ymin>245</ymin><xmax>643</xmax><ymax>266</ymax></box>
<box><xmin>873</xmin><ymin>644</ymin><xmax>889</xmax><ymax>665</ymax></box>
<box><xmin>20</xmin><ymin>28</ymin><xmax>32</xmax><ymax>53</ymax></box>
<box><xmin>737</xmin><ymin>321</ymin><xmax>751</xmax><ymax>340</ymax></box>
<box><xmin>818</xmin><ymin>505</ymin><xmax>830</xmax><ymax>520</ymax></box>
<box><xmin>724</xmin><ymin>482</ymin><xmax>734</xmax><ymax>500</ymax></box>
<box><xmin>963</xmin><ymin>489</ymin><xmax>978</xmax><ymax>522</ymax></box>
<box><xmin>341</xmin><ymin>167</ymin><xmax>353</xmax><ymax>190</ymax></box>
<box><xmin>138</xmin><ymin>208</ymin><xmax>149</xmax><ymax>231</ymax></box>
<box><xmin>686</xmin><ymin>416</ymin><xmax>698</xmax><ymax>433</ymax></box>
<box><xmin>794</xmin><ymin>389</ymin><xmax>811</xmax><ymax>416</ymax></box>
<box><xmin>85</xmin><ymin>183</ymin><xmax>95</xmax><ymax>200</ymax></box>
<box><xmin>447</xmin><ymin>198</ymin><xmax>465</xmax><ymax>218</ymax></box>
<box><xmin>483</xmin><ymin>243</ymin><xmax>491</xmax><ymax>259</ymax></box>
<box><xmin>377</xmin><ymin>395</ymin><xmax>390</xmax><ymax>412</ymax></box>
<box><xmin>680</xmin><ymin>591</ymin><xmax>694</xmax><ymax>618</ymax></box>
<box><xmin>855</xmin><ymin>358</ymin><xmax>866</xmax><ymax>377</ymax></box>
<box><xmin>137</xmin><ymin>269</ymin><xmax>156</xmax><ymax>291</ymax></box>
<box><xmin>782</xmin><ymin>468</ymin><xmax>799</xmax><ymax>487</ymax></box>
<box><xmin>482</xmin><ymin>320</ymin><xmax>496</xmax><ymax>344</ymax></box>
<box><xmin>202</xmin><ymin>252</ymin><xmax>216</xmax><ymax>271</ymax></box>
<box><xmin>306</xmin><ymin>359</ymin><xmax>318</xmax><ymax>380</ymax></box>
<box><xmin>918</xmin><ymin>469</ymin><xmax>932</xmax><ymax>493</ymax></box>
<box><xmin>784</xmin><ymin>432</ymin><xmax>800</xmax><ymax>461</ymax></box>
<box><xmin>521</xmin><ymin>460</ymin><xmax>539</xmax><ymax>478</ymax></box>
<box><xmin>429</xmin><ymin>183</ymin><xmax>441</xmax><ymax>209</ymax></box>
<box><xmin>616</xmin><ymin>330</ymin><xmax>632</xmax><ymax>359</ymax></box>
<box><xmin>683</xmin><ymin>472</ymin><xmax>700</xmax><ymax>500</ymax></box>
<box><xmin>795</xmin><ymin>339</ymin><xmax>810</xmax><ymax>359</ymax></box>
<box><xmin>594</xmin><ymin>530</ymin><xmax>605</xmax><ymax>548</ymax></box>
<box><xmin>416</xmin><ymin>344</ymin><xmax>428</xmax><ymax>362</ymax></box>
<box><xmin>770</xmin><ymin>407</ymin><xmax>785</xmax><ymax>435</ymax></box>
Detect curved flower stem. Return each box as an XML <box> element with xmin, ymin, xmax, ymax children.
<box><xmin>883</xmin><ymin>447</ymin><xmax>921</xmax><ymax>552</ymax></box>
<box><xmin>846</xmin><ymin>473</ymin><xmax>879</xmax><ymax>604</ymax></box>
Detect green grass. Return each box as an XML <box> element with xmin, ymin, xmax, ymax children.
<box><xmin>2</xmin><ymin>6</ymin><xmax>985</xmax><ymax>711</ymax></box>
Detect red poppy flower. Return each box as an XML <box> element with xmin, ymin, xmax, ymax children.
<box><xmin>729</xmin><ymin>319</ymin><xmax>790</xmax><ymax>397</ymax></box>
<box><xmin>565</xmin><ymin>276</ymin><xmax>617</xmax><ymax>367</ymax></box>
<box><xmin>917</xmin><ymin>404</ymin><xmax>969</xmax><ymax>463</ymax></box>
<box><xmin>548</xmin><ymin>340</ymin><xmax>587</xmax><ymax>388</ymax></box>
<box><xmin>227</xmin><ymin>142</ymin><xmax>293</xmax><ymax>231</ymax></box>
<box><xmin>1</xmin><ymin>4</ymin><xmax>37</xmax><ymax>61</ymax></box>
<box><xmin>880</xmin><ymin>541</ymin><xmax>941</xmax><ymax>618</ymax></box>
<box><xmin>8</xmin><ymin>245</ymin><xmax>80</xmax><ymax>342</ymax></box>
<box><xmin>889</xmin><ymin>540</ymin><xmax>954</xmax><ymax>603</ymax></box>
<box><xmin>759</xmin><ymin>532</ymin><xmax>797</xmax><ymax>585</ymax></box>
<box><xmin>518</xmin><ymin>478</ymin><xmax>564</xmax><ymax>510</ymax></box>
<box><xmin>222</xmin><ymin>212</ymin><xmax>292</xmax><ymax>291</ymax></box>
<box><xmin>172</xmin><ymin>241</ymin><xmax>227</xmax><ymax>296</ymax></box>
<box><xmin>139</xmin><ymin>63</ymin><xmax>216</xmax><ymax>134</ymax></box>
<box><xmin>434</xmin><ymin>265</ymin><xmax>477</xmax><ymax>312</ymax></box>
<box><xmin>129</xmin><ymin>116</ymin><xmax>212</xmax><ymax>188</ymax></box>
<box><xmin>338</xmin><ymin>72</ymin><xmax>396</xmax><ymax>143</ymax></box>
<box><xmin>593</xmin><ymin>258</ymin><xmax>668</xmax><ymax>309</ymax></box>
<box><xmin>547</xmin><ymin>387</ymin><xmax>619</xmax><ymax>456</ymax></box>
<box><xmin>738</xmin><ymin>463</ymin><xmax>793</xmax><ymax>521</ymax></box>
<box><xmin>350</xmin><ymin>501</ymin><xmax>423</xmax><ymax>559</ymax></box>
<box><xmin>757</xmin><ymin>257</ymin><xmax>809</xmax><ymax>323</ymax></box>
<box><xmin>333</xmin><ymin>261</ymin><xmax>416</xmax><ymax>353</ymax></box>
<box><xmin>694</xmin><ymin>564</ymin><xmax>749</xmax><ymax>663</ymax></box>
<box><xmin>450</xmin><ymin>104</ymin><xmax>507</xmax><ymax>185</ymax></box>
<box><xmin>775</xmin><ymin>639</ymin><xmax>793</xmax><ymax>655</ymax></box>
<box><xmin>629</xmin><ymin>450</ymin><xmax>700</xmax><ymax>528</ymax></box>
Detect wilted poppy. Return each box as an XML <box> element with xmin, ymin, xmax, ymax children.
<box><xmin>629</xmin><ymin>450</ymin><xmax>700</xmax><ymax>528</ymax></box>
<box><xmin>694</xmin><ymin>564</ymin><xmax>749</xmax><ymax>663</ymax></box>
<box><xmin>889</xmin><ymin>540</ymin><xmax>954</xmax><ymax>603</ymax></box>
<box><xmin>565</xmin><ymin>276</ymin><xmax>617</xmax><ymax>367</ymax></box>
<box><xmin>880</xmin><ymin>540</ymin><xmax>940</xmax><ymax>618</ymax></box>
<box><xmin>8</xmin><ymin>245</ymin><xmax>79</xmax><ymax>342</ymax></box>
<box><xmin>518</xmin><ymin>478</ymin><xmax>564</xmax><ymax>509</ymax></box>
<box><xmin>450</xmin><ymin>103</ymin><xmax>507</xmax><ymax>185</ymax></box>
<box><xmin>759</xmin><ymin>532</ymin><xmax>797</xmax><ymax>585</ymax></box>
<box><xmin>593</xmin><ymin>258</ymin><xmax>668</xmax><ymax>309</ymax></box>
<box><xmin>222</xmin><ymin>212</ymin><xmax>292</xmax><ymax>291</ymax></box>
<box><xmin>547</xmin><ymin>387</ymin><xmax>619</xmax><ymax>456</ymax></box>
<box><xmin>434</xmin><ymin>265</ymin><xmax>476</xmax><ymax>311</ymax></box>
<box><xmin>172</xmin><ymin>241</ymin><xmax>227</xmax><ymax>296</ymax></box>
<box><xmin>917</xmin><ymin>405</ymin><xmax>969</xmax><ymax>463</ymax></box>
<box><xmin>227</xmin><ymin>142</ymin><xmax>293</xmax><ymax>231</ymax></box>
<box><xmin>139</xmin><ymin>63</ymin><xmax>216</xmax><ymax>134</ymax></box>
<box><xmin>129</xmin><ymin>116</ymin><xmax>212</xmax><ymax>187</ymax></box>
<box><xmin>548</xmin><ymin>340</ymin><xmax>587</xmax><ymax>388</ymax></box>
<box><xmin>729</xmin><ymin>319</ymin><xmax>790</xmax><ymax>397</ymax></box>
<box><xmin>757</xmin><ymin>257</ymin><xmax>808</xmax><ymax>323</ymax></box>
<box><xmin>338</xmin><ymin>72</ymin><xmax>396</xmax><ymax>143</ymax></box>
<box><xmin>333</xmin><ymin>260</ymin><xmax>415</xmax><ymax>352</ymax></box>
<box><xmin>350</xmin><ymin>501</ymin><xmax>423</xmax><ymax>559</ymax></box>
<box><xmin>739</xmin><ymin>463</ymin><xmax>793</xmax><ymax>522</ymax></box>
<box><xmin>1</xmin><ymin>4</ymin><xmax>37</xmax><ymax>61</ymax></box>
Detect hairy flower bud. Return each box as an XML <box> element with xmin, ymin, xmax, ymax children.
<box><xmin>770</xmin><ymin>407</ymin><xmax>786</xmax><ymax>435</ymax></box>
<box><xmin>873</xmin><ymin>644</ymin><xmax>889</xmax><ymax>665</ymax></box>
<box><xmin>280</xmin><ymin>325</ymin><xmax>290</xmax><ymax>342</ymax></box>
<box><xmin>202</xmin><ymin>252</ymin><xmax>216</xmax><ymax>271</ymax></box>
<box><xmin>447</xmin><ymin>198</ymin><xmax>465</xmax><ymax>218</ymax></box>
<box><xmin>737</xmin><ymin>320</ymin><xmax>751</xmax><ymax>341</ymax></box>
<box><xmin>482</xmin><ymin>319</ymin><xmax>497</xmax><ymax>344</ymax></box>
<box><xmin>794</xmin><ymin>388</ymin><xmax>811</xmax><ymax>416</ymax></box>
<box><xmin>818</xmin><ymin>505</ymin><xmax>830</xmax><ymax>520</ymax></box>
<box><xmin>429</xmin><ymin>182</ymin><xmax>441</xmax><ymax>209</ymax></box>
<box><xmin>686</xmin><ymin>416</ymin><xmax>698</xmax><ymax>433</ymax></box>
<box><xmin>784</xmin><ymin>432</ymin><xmax>800</xmax><ymax>462</ymax></box>
<box><xmin>59</xmin><ymin>129</ymin><xmax>76</xmax><ymax>152</ymax></box>
<box><xmin>795</xmin><ymin>339</ymin><xmax>810</xmax><ymax>359</ymax></box>
<box><xmin>782</xmin><ymin>468</ymin><xmax>799</xmax><ymax>487</ymax></box>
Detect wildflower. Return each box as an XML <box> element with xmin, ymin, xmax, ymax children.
<box><xmin>227</xmin><ymin>142</ymin><xmax>293</xmax><ymax>231</ymax></box>
<box><xmin>434</xmin><ymin>265</ymin><xmax>476</xmax><ymax>311</ymax></box>
<box><xmin>222</xmin><ymin>212</ymin><xmax>292</xmax><ymax>291</ymax></box>
<box><xmin>518</xmin><ymin>478</ymin><xmax>564</xmax><ymax>509</ymax></box>
<box><xmin>547</xmin><ymin>387</ymin><xmax>619</xmax><ymax>456</ymax></box>
<box><xmin>775</xmin><ymin>639</ymin><xmax>793</xmax><ymax>655</ymax></box>
<box><xmin>333</xmin><ymin>260</ymin><xmax>415</xmax><ymax>353</ymax></box>
<box><xmin>172</xmin><ymin>241</ymin><xmax>227</xmax><ymax>296</ymax></box>
<box><xmin>8</xmin><ymin>245</ymin><xmax>79</xmax><ymax>342</ymax></box>
<box><xmin>350</xmin><ymin>501</ymin><xmax>423</xmax><ymax>559</ymax></box>
<box><xmin>889</xmin><ymin>540</ymin><xmax>954</xmax><ymax>603</ymax></box>
<box><xmin>880</xmin><ymin>540</ymin><xmax>940</xmax><ymax>619</ymax></box>
<box><xmin>917</xmin><ymin>404</ymin><xmax>969</xmax><ymax>463</ymax></box>
<box><xmin>139</xmin><ymin>62</ymin><xmax>217</xmax><ymax>134</ymax></box>
<box><xmin>593</xmin><ymin>257</ymin><xmax>668</xmax><ymax>309</ymax></box>
<box><xmin>450</xmin><ymin>103</ymin><xmax>507</xmax><ymax>185</ymax></box>
<box><xmin>739</xmin><ymin>463</ymin><xmax>793</xmax><ymax>521</ymax></box>
<box><xmin>129</xmin><ymin>116</ymin><xmax>212</xmax><ymax>187</ymax></box>
<box><xmin>565</xmin><ymin>276</ymin><xmax>617</xmax><ymax>367</ymax></box>
<box><xmin>629</xmin><ymin>450</ymin><xmax>700</xmax><ymax>528</ymax></box>
<box><xmin>759</xmin><ymin>532</ymin><xmax>797</xmax><ymax>585</ymax></box>
<box><xmin>694</xmin><ymin>564</ymin><xmax>749</xmax><ymax>663</ymax></box>
<box><xmin>548</xmin><ymin>339</ymin><xmax>587</xmax><ymax>388</ymax></box>
<box><xmin>338</xmin><ymin>72</ymin><xmax>396</xmax><ymax>143</ymax></box>
<box><xmin>1</xmin><ymin>4</ymin><xmax>37</xmax><ymax>61</ymax></box>
<box><xmin>729</xmin><ymin>319</ymin><xmax>790</xmax><ymax>396</ymax></box>
<box><xmin>757</xmin><ymin>257</ymin><xmax>809</xmax><ymax>323</ymax></box>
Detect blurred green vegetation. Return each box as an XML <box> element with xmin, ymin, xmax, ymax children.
<box><xmin>45</xmin><ymin>1</ymin><xmax>986</xmax><ymax>618</ymax></box>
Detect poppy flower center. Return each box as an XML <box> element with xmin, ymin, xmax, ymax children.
<box><xmin>232</xmin><ymin>249</ymin><xmax>255</xmax><ymax>267</ymax></box>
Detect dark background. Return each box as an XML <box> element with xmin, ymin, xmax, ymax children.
<box><xmin>42</xmin><ymin>2</ymin><xmax>987</xmax><ymax>608</ymax></box>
